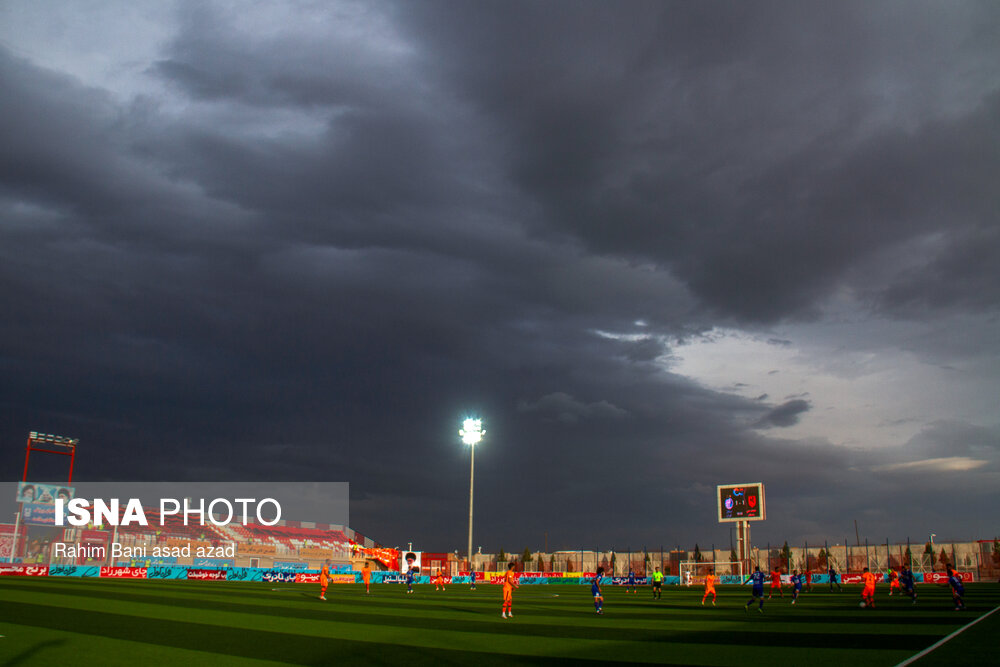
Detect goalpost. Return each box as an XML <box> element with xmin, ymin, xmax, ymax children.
<box><xmin>679</xmin><ymin>560</ymin><xmax>743</xmax><ymax>585</ymax></box>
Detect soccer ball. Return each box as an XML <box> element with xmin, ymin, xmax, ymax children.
<box><xmin>859</xmin><ymin>601</ymin><xmax>866</xmax><ymax>608</ymax></box>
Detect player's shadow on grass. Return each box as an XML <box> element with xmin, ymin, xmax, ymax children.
<box><xmin>3</xmin><ymin>639</ymin><xmax>69</xmax><ymax>666</ymax></box>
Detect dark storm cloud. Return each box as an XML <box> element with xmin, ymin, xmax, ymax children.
<box><xmin>875</xmin><ymin>224</ymin><xmax>1000</xmax><ymax>314</ymax></box>
<box><xmin>1</xmin><ymin>0</ymin><xmax>998</xmax><ymax>550</ymax></box>
<box><xmin>400</xmin><ymin>0</ymin><xmax>1000</xmax><ymax>322</ymax></box>
<box><xmin>754</xmin><ymin>399</ymin><xmax>811</xmax><ymax>428</ymax></box>
<box><xmin>516</xmin><ymin>392</ymin><xmax>628</xmax><ymax>424</ymax></box>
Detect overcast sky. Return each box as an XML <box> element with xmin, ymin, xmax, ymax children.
<box><xmin>1</xmin><ymin>0</ymin><xmax>998</xmax><ymax>554</ymax></box>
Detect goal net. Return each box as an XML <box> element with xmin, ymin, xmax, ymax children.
<box><xmin>679</xmin><ymin>561</ymin><xmax>743</xmax><ymax>585</ymax></box>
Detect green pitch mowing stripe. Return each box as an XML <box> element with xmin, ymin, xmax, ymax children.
<box><xmin>0</xmin><ymin>579</ymin><xmax>949</xmax><ymax>648</ymax></box>
<box><xmin>894</xmin><ymin>604</ymin><xmax>1000</xmax><ymax>667</ymax></box>
<box><xmin>1</xmin><ymin>580</ymin><xmax>997</xmax><ymax>666</ymax></box>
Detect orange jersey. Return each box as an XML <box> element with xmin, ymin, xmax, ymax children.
<box><xmin>362</xmin><ymin>568</ymin><xmax>371</xmax><ymax>583</ymax></box>
<box><xmin>770</xmin><ymin>571</ymin><xmax>781</xmax><ymax>586</ymax></box>
<box><xmin>320</xmin><ymin>565</ymin><xmax>330</xmax><ymax>585</ymax></box>
<box><xmin>862</xmin><ymin>572</ymin><xmax>876</xmax><ymax>589</ymax></box>
<box><xmin>704</xmin><ymin>574</ymin><xmax>717</xmax><ymax>591</ymax></box>
<box><xmin>503</xmin><ymin>571</ymin><xmax>517</xmax><ymax>590</ymax></box>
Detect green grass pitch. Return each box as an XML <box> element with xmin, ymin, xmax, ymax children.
<box><xmin>1</xmin><ymin>579</ymin><xmax>997</xmax><ymax>665</ymax></box>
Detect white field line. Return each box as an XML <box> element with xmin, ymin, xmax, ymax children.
<box><xmin>895</xmin><ymin>604</ymin><xmax>1000</xmax><ymax>667</ymax></box>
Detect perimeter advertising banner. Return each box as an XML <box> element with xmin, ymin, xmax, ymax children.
<box><xmin>841</xmin><ymin>573</ymin><xmax>886</xmax><ymax>584</ymax></box>
<box><xmin>298</xmin><ymin>572</ymin><xmax>357</xmax><ymax>584</ymax></box>
<box><xmin>101</xmin><ymin>566</ymin><xmax>147</xmax><ymax>578</ymax></box>
<box><xmin>187</xmin><ymin>569</ymin><xmax>227</xmax><ymax>581</ymax></box>
<box><xmin>0</xmin><ymin>564</ymin><xmax>49</xmax><ymax>576</ymax></box>
<box><xmin>147</xmin><ymin>566</ymin><xmax>189</xmax><ymax>580</ymax></box>
<box><xmin>49</xmin><ymin>565</ymin><xmax>100</xmax><ymax>577</ymax></box>
<box><xmin>923</xmin><ymin>571</ymin><xmax>972</xmax><ymax>583</ymax></box>
<box><xmin>226</xmin><ymin>568</ymin><xmax>264</xmax><ymax>582</ymax></box>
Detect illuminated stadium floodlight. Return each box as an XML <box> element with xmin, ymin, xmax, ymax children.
<box><xmin>460</xmin><ymin>419</ymin><xmax>484</xmax><ymax>446</ymax></box>
<box><xmin>459</xmin><ymin>419</ymin><xmax>485</xmax><ymax>579</ymax></box>
<box><xmin>29</xmin><ymin>432</ymin><xmax>79</xmax><ymax>447</ymax></box>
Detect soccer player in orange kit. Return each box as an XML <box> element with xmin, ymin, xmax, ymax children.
<box><xmin>501</xmin><ymin>562</ymin><xmax>519</xmax><ymax>618</ymax></box>
<box><xmin>320</xmin><ymin>559</ymin><xmax>331</xmax><ymax>601</ymax></box>
<box><xmin>768</xmin><ymin>567</ymin><xmax>783</xmax><ymax>599</ymax></box>
<box><xmin>888</xmin><ymin>567</ymin><xmax>900</xmax><ymax>596</ymax></box>
<box><xmin>701</xmin><ymin>568</ymin><xmax>717</xmax><ymax>606</ymax></box>
<box><xmin>362</xmin><ymin>561</ymin><xmax>372</xmax><ymax>595</ymax></box>
<box><xmin>861</xmin><ymin>567</ymin><xmax>877</xmax><ymax>608</ymax></box>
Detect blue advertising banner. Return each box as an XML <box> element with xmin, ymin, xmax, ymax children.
<box><xmin>262</xmin><ymin>570</ymin><xmax>297</xmax><ymax>583</ymax></box>
<box><xmin>375</xmin><ymin>572</ymin><xmax>406</xmax><ymax>583</ymax></box>
<box><xmin>272</xmin><ymin>561</ymin><xmax>308</xmax><ymax>570</ymax></box>
<box><xmin>20</xmin><ymin>503</ymin><xmax>57</xmax><ymax>526</ymax></box>
<box><xmin>147</xmin><ymin>566</ymin><xmax>189</xmax><ymax>580</ymax></box>
<box><xmin>226</xmin><ymin>568</ymin><xmax>264</xmax><ymax>583</ymax></box>
<box><xmin>611</xmin><ymin>576</ymin><xmax>649</xmax><ymax>585</ymax></box>
<box><xmin>49</xmin><ymin>565</ymin><xmax>100</xmax><ymax>577</ymax></box>
<box><xmin>517</xmin><ymin>576</ymin><xmax>548</xmax><ymax>585</ymax></box>
<box><xmin>193</xmin><ymin>558</ymin><xmax>234</xmax><ymax>568</ymax></box>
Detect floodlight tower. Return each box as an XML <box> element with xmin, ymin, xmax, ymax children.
<box><xmin>23</xmin><ymin>432</ymin><xmax>79</xmax><ymax>483</ymax></box>
<box><xmin>460</xmin><ymin>418</ymin><xmax>485</xmax><ymax>576</ymax></box>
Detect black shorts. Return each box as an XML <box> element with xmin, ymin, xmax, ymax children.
<box><xmin>653</xmin><ymin>581</ymin><xmax>662</xmax><ymax>589</ymax></box>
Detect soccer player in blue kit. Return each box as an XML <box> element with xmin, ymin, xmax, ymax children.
<box><xmin>626</xmin><ymin>568</ymin><xmax>637</xmax><ymax>594</ymax></box>
<box><xmin>744</xmin><ymin>566</ymin><xmax>766</xmax><ymax>612</ymax></box>
<box><xmin>406</xmin><ymin>564</ymin><xmax>416</xmax><ymax>594</ymax></box>
<box><xmin>946</xmin><ymin>565</ymin><xmax>965</xmax><ymax>610</ymax></box>
<box><xmin>790</xmin><ymin>570</ymin><xmax>805</xmax><ymax>605</ymax></box>
<box><xmin>828</xmin><ymin>565</ymin><xmax>842</xmax><ymax>592</ymax></box>
<box><xmin>900</xmin><ymin>564</ymin><xmax>917</xmax><ymax>604</ymax></box>
<box><xmin>592</xmin><ymin>567</ymin><xmax>605</xmax><ymax>614</ymax></box>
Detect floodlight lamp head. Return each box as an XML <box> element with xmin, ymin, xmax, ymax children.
<box><xmin>459</xmin><ymin>418</ymin><xmax>484</xmax><ymax>446</ymax></box>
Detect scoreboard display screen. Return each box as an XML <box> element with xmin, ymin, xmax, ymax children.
<box><xmin>717</xmin><ymin>483</ymin><xmax>765</xmax><ymax>522</ymax></box>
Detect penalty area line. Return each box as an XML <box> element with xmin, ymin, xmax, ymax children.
<box><xmin>895</xmin><ymin>604</ymin><xmax>1000</xmax><ymax>667</ymax></box>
